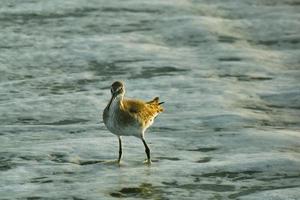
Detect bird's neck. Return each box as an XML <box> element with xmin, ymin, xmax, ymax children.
<box><xmin>108</xmin><ymin>94</ymin><xmax>123</xmax><ymax>111</ymax></box>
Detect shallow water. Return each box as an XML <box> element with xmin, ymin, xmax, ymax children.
<box><xmin>1</xmin><ymin>0</ymin><xmax>300</xmax><ymax>199</ymax></box>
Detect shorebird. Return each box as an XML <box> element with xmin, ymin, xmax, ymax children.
<box><xmin>103</xmin><ymin>81</ymin><xmax>164</xmax><ymax>164</ymax></box>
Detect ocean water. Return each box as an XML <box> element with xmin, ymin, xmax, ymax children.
<box><xmin>1</xmin><ymin>0</ymin><xmax>300</xmax><ymax>199</ymax></box>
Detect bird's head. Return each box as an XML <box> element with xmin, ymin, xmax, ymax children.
<box><xmin>110</xmin><ymin>81</ymin><xmax>125</xmax><ymax>98</ymax></box>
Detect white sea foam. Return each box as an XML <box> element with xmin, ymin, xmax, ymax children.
<box><xmin>0</xmin><ymin>0</ymin><xmax>299</xmax><ymax>199</ymax></box>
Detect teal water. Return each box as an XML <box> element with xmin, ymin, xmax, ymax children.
<box><xmin>0</xmin><ymin>0</ymin><xmax>300</xmax><ymax>199</ymax></box>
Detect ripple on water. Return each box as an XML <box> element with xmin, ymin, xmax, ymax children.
<box><xmin>131</xmin><ymin>66</ymin><xmax>189</xmax><ymax>79</ymax></box>
<box><xmin>161</xmin><ymin>181</ymin><xmax>235</xmax><ymax>192</ymax></box>
<box><xmin>187</xmin><ymin>147</ymin><xmax>219</xmax><ymax>152</ymax></box>
<box><xmin>196</xmin><ymin>157</ymin><xmax>212</xmax><ymax>163</ymax></box>
<box><xmin>198</xmin><ymin>170</ymin><xmax>262</xmax><ymax>181</ymax></box>
<box><xmin>110</xmin><ymin>183</ymin><xmax>165</xmax><ymax>199</ymax></box>
<box><xmin>0</xmin><ymin>154</ymin><xmax>17</xmax><ymax>171</ymax></box>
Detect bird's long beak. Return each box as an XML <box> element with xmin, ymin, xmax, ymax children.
<box><xmin>107</xmin><ymin>92</ymin><xmax>117</xmax><ymax>109</ymax></box>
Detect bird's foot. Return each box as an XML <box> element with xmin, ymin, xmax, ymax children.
<box><xmin>143</xmin><ymin>159</ymin><xmax>152</xmax><ymax>165</ymax></box>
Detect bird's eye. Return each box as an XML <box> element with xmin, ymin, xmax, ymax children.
<box><xmin>118</xmin><ymin>87</ymin><xmax>123</xmax><ymax>93</ymax></box>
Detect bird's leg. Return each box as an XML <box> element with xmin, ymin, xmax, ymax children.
<box><xmin>118</xmin><ymin>136</ymin><xmax>122</xmax><ymax>163</ymax></box>
<box><xmin>142</xmin><ymin>137</ymin><xmax>151</xmax><ymax>164</ymax></box>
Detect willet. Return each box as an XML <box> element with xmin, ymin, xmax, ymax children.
<box><xmin>103</xmin><ymin>81</ymin><xmax>164</xmax><ymax>164</ymax></box>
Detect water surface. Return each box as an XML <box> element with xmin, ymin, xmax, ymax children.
<box><xmin>1</xmin><ymin>0</ymin><xmax>300</xmax><ymax>199</ymax></box>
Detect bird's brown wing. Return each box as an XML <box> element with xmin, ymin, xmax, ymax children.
<box><xmin>122</xmin><ymin>97</ymin><xmax>164</xmax><ymax>127</ymax></box>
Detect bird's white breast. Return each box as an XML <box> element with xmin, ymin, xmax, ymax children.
<box><xmin>105</xmin><ymin>98</ymin><xmax>142</xmax><ymax>137</ymax></box>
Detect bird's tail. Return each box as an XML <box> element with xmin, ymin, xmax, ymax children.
<box><xmin>147</xmin><ymin>97</ymin><xmax>164</xmax><ymax>112</ymax></box>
